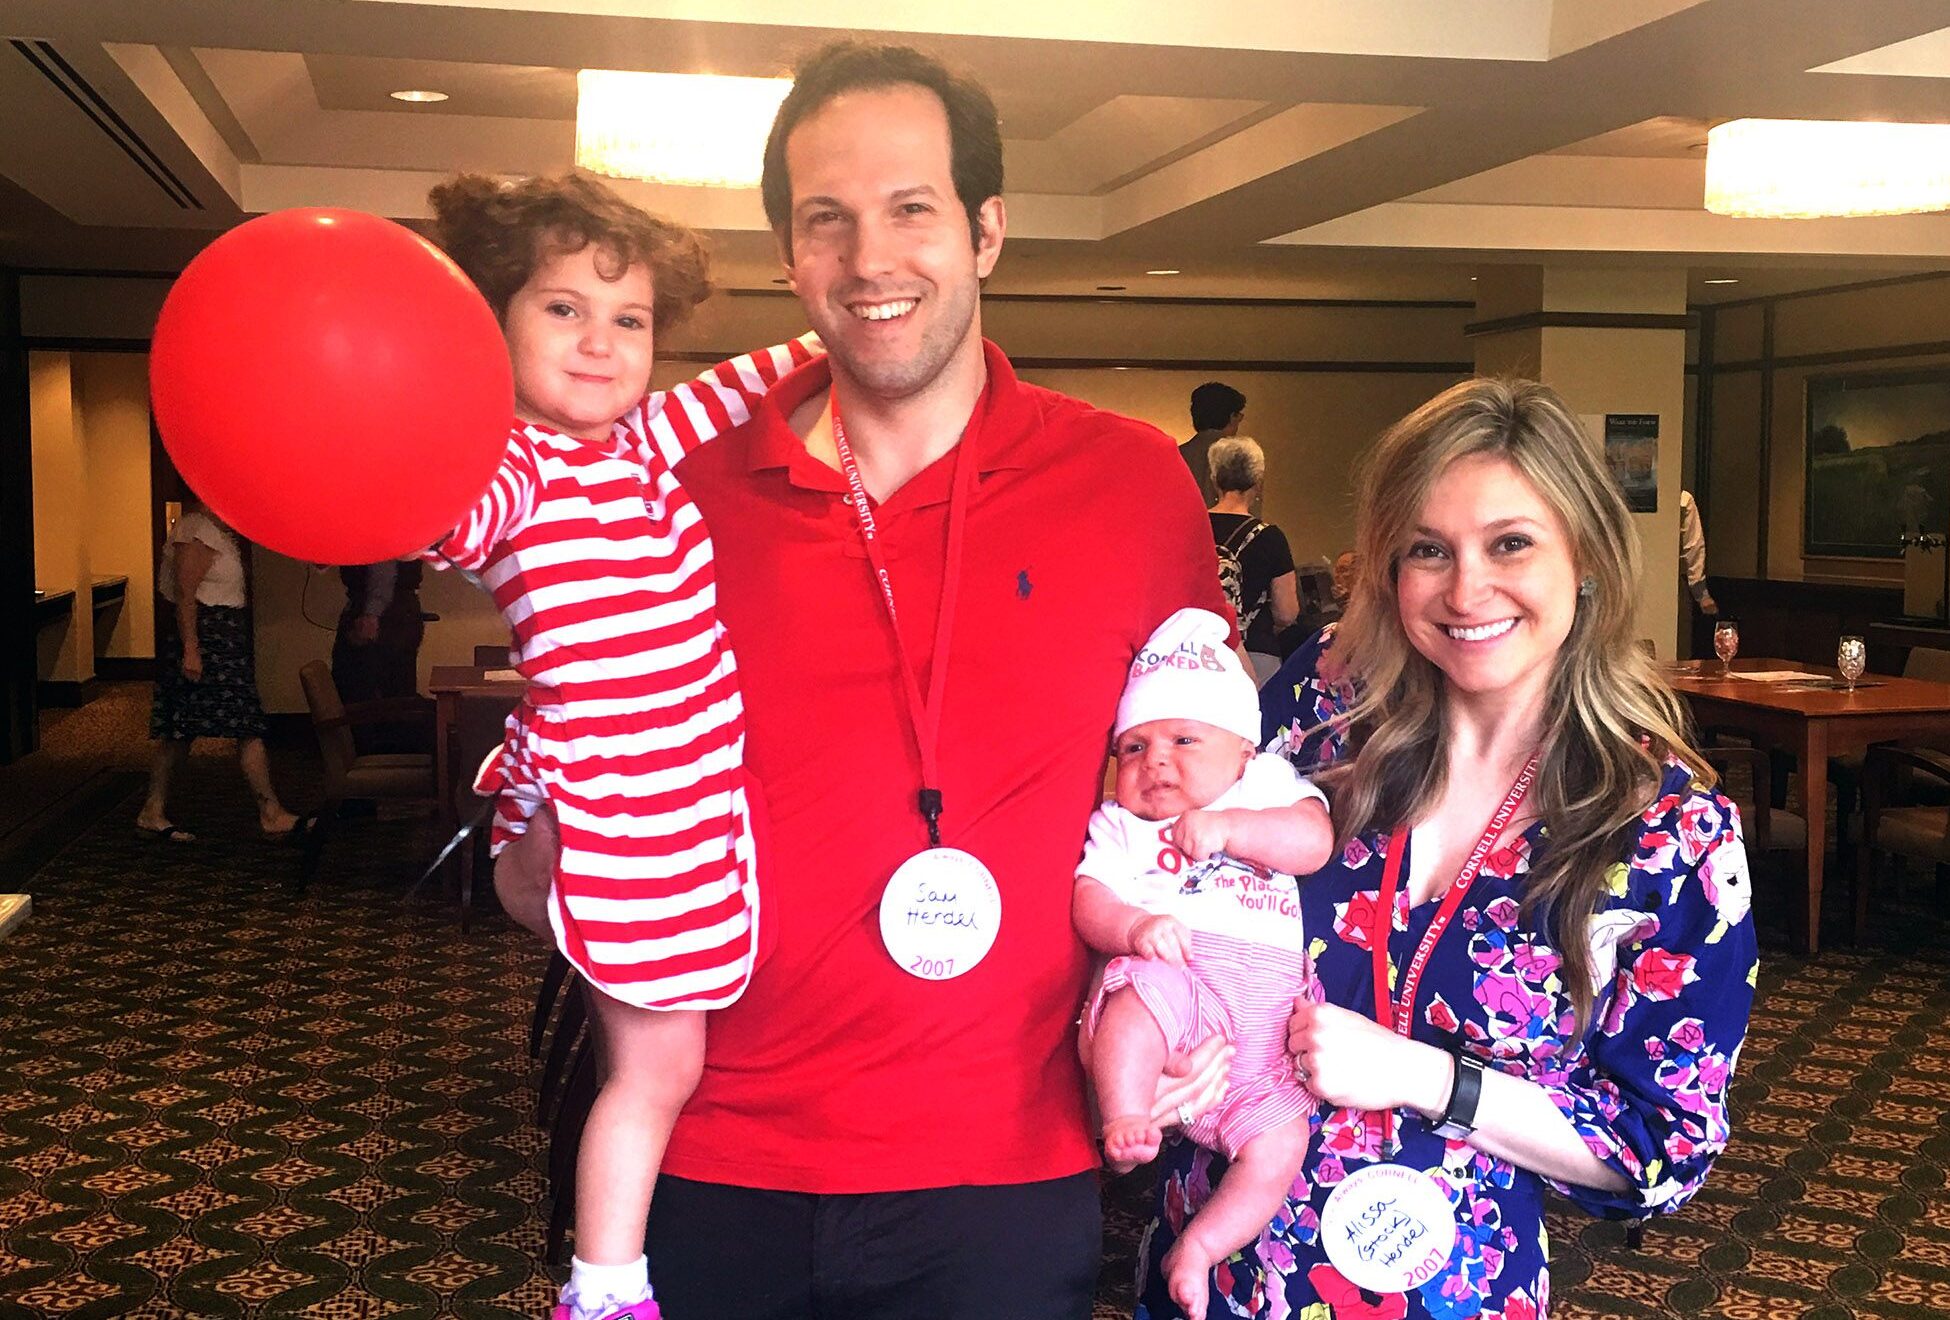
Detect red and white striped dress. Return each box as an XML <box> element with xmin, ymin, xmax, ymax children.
<box><xmin>427</xmin><ymin>340</ymin><xmax>817</xmax><ymax>1009</ymax></box>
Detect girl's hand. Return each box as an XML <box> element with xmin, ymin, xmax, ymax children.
<box><xmin>1128</xmin><ymin>913</ymin><xmax>1193</xmax><ymax>967</ymax></box>
<box><xmin>1288</xmin><ymin>998</ymin><xmax>1451</xmax><ymax>1115</ymax></box>
<box><xmin>181</xmin><ymin>646</ymin><xmax>204</xmax><ymax>683</ymax></box>
<box><xmin>1169</xmin><ymin>808</ymin><xmax>1232</xmax><ymax>861</ymax></box>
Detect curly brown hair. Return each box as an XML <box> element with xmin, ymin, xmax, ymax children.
<box><xmin>427</xmin><ymin>172</ymin><xmax>712</xmax><ymax>332</ymax></box>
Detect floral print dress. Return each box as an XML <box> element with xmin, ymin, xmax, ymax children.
<box><xmin>1140</xmin><ymin>651</ymin><xmax>1760</xmax><ymax>1320</ymax></box>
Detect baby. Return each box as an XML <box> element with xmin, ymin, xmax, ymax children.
<box><xmin>1074</xmin><ymin>607</ymin><xmax>1334</xmax><ymax>1320</ymax></box>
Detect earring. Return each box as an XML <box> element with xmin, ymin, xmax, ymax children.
<box><xmin>1578</xmin><ymin>577</ymin><xmax>1597</xmax><ymax>598</ymax></box>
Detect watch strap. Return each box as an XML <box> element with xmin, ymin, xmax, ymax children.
<box><xmin>1433</xmin><ymin>1049</ymin><xmax>1484</xmax><ymax>1139</ymax></box>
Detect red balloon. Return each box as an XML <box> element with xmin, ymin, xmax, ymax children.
<box><xmin>151</xmin><ymin>208</ymin><xmax>512</xmax><ymax>565</ymax></box>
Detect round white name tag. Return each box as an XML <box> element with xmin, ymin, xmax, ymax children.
<box><xmin>878</xmin><ymin>847</ymin><xmax>1001</xmax><ymax>980</ymax></box>
<box><xmin>1319</xmin><ymin>1162</ymin><xmax>1458</xmax><ymax>1296</ymax></box>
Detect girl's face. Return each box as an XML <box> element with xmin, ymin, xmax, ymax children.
<box><xmin>1395</xmin><ymin>452</ymin><xmax>1580</xmax><ymax>710</ymax></box>
<box><xmin>503</xmin><ymin>243</ymin><xmax>654</xmax><ymax>441</ymax></box>
<box><xmin>1113</xmin><ymin>718</ymin><xmax>1254</xmax><ymax>822</ymax></box>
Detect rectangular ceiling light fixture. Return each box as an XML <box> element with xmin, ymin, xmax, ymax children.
<box><xmin>1705</xmin><ymin>118</ymin><xmax>1950</xmax><ymax>218</ymax></box>
<box><xmin>576</xmin><ymin>69</ymin><xmax>792</xmax><ymax>188</ymax></box>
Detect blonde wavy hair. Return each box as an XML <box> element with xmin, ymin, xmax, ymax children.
<box><xmin>1325</xmin><ymin>377</ymin><xmax>1710</xmax><ymax>1030</ymax></box>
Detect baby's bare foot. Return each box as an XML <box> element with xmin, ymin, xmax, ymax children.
<box><xmin>1163</xmin><ymin>1234</ymin><xmax>1218</xmax><ymax>1320</ymax></box>
<box><xmin>1100</xmin><ymin>1114</ymin><xmax>1162</xmax><ymax>1173</ymax></box>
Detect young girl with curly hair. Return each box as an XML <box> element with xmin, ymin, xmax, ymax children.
<box><xmin>424</xmin><ymin>172</ymin><xmax>814</xmax><ymax>1320</ymax></box>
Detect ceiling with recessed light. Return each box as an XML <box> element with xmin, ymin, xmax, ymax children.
<box><xmin>1</xmin><ymin>0</ymin><xmax>1947</xmax><ymax>304</ymax></box>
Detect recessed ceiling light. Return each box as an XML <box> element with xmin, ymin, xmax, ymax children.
<box><xmin>1096</xmin><ymin>284</ymin><xmax>1127</xmax><ymax>292</ymax></box>
<box><xmin>1703</xmin><ymin>278</ymin><xmax>1740</xmax><ymax>285</ymax></box>
<box><xmin>1145</xmin><ymin>269</ymin><xmax>1180</xmax><ymax>276</ymax></box>
<box><xmin>390</xmin><ymin>89</ymin><xmax>449</xmax><ymax>103</ymax></box>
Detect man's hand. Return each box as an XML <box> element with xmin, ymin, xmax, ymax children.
<box><xmin>351</xmin><ymin>614</ymin><xmax>381</xmax><ymax>643</ymax></box>
<box><xmin>1127</xmin><ymin>912</ymin><xmax>1193</xmax><ymax>967</ymax></box>
<box><xmin>493</xmin><ymin>803</ymin><xmax>558</xmax><ymax>939</ymax></box>
<box><xmin>181</xmin><ymin>645</ymin><xmax>203</xmax><ymax>683</ymax></box>
<box><xmin>1169</xmin><ymin>808</ymin><xmax>1233</xmax><ymax>862</ymax></box>
<box><xmin>1151</xmin><ymin>1035</ymin><xmax>1233</xmax><ymax>1128</ymax></box>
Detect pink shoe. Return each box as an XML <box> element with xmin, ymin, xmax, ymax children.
<box><xmin>548</xmin><ymin>1301</ymin><xmax>660</xmax><ymax>1320</ymax></box>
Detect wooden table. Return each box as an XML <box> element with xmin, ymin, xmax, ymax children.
<box><xmin>1666</xmin><ymin>658</ymin><xmax>1950</xmax><ymax>954</ymax></box>
<box><xmin>428</xmin><ymin>665</ymin><xmax>524</xmax><ymax>835</ymax></box>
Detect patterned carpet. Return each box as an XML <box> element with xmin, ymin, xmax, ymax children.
<box><xmin>3</xmin><ymin>694</ymin><xmax>1950</xmax><ymax>1318</ymax></box>
<box><xmin>0</xmin><ymin>758</ymin><xmax>559</xmax><ymax>1319</ymax></box>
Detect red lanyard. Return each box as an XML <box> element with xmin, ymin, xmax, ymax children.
<box><xmin>830</xmin><ymin>400</ymin><xmax>980</xmax><ymax>847</ymax></box>
<box><xmin>1368</xmin><ymin>753</ymin><xmax>1539</xmax><ymax>1153</ymax></box>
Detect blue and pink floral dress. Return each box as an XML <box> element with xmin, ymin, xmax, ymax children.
<box><xmin>1140</xmin><ymin>646</ymin><xmax>1759</xmax><ymax>1320</ymax></box>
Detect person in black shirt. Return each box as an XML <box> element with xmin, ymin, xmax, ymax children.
<box><xmin>331</xmin><ymin>560</ymin><xmax>430</xmax><ymax>753</ymax></box>
<box><xmin>1207</xmin><ymin>436</ymin><xmax>1297</xmax><ymax>685</ymax></box>
<box><xmin>1181</xmin><ymin>382</ymin><xmax>1246</xmax><ymax>510</ymax></box>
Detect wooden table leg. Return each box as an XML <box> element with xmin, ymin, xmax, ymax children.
<box><xmin>435</xmin><ymin>690</ymin><xmax>457</xmax><ymax>837</ymax></box>
<box><xmin>1797</xmin><ymin>720</ymin><xmax>1828</xmax><ymax>956</ymax></box>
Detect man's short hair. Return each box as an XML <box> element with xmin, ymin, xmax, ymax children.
<box><xmin>761</xmin><ymin>42</ymin><xmax>1004</xmax><ymax>254</ymax></box>
<box><xmin>1191</xmin><ymin>382</ymin><xmax>1247</xmax><ymax>432</ymax></box>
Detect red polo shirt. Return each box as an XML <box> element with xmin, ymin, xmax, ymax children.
<box><xmin>663</xmin><ymin>341</ymin><xmax>1227</xmax><ymax>1193</ymax></box>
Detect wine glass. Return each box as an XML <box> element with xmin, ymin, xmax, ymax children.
<box><xmin>1838</xmin><ymin>635</ymin><xmax>1866</xmax><ymax>692</ymax></box>
<box><xmin>1713</xmin><ymin>619</ymin><xmax>1739</xmax><ymax>675</ymax></box>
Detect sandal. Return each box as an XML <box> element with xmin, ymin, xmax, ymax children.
<box><xmin>137</xmin><ymin>822</ymin><xmax>196</xmax><ymax>844</ymax></box>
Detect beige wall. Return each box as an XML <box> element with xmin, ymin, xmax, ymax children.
<box><xmin>1704</xmin><ymin>274</ymin><xmax>1950</xmax><ymax>585</ymax></box>
<box><xmin>72</xmin><ymin>353</ymin><xmax>156</xmax><ymax>659</ymax></box>
<box><xmin>1469</xmin><ymin>268</ymin><xmax>1689</xmax><ymax>656</ymax></box>
<box><xmin>1540</xmin><ymin>325</ymin><xmax>1688</xmax><ymax>657</ymax></box>
<box><xmin>1015</xmin><ymin>367</ymin><xmax>1460</xmax><ymax>564</ymax></box>
<box><xmin>252</xmin><ymin>552</ymin><xmax>513</xmax><ymax>714</ymax></box>
<box><xmin>30</xmin><ymin>352</ymin><xmax>92</xmax><ymax>684</ymax></box>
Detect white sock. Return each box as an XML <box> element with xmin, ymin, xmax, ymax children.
<box><xmin>563</xmin><ymin>1255</ymin><xmax>650</xmax><ymax>1318</ymax></box>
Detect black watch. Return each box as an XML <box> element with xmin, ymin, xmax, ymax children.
<box><xmin>1432</xmin><ymin>1049</ymin><xmax>1484</xmax><ymax>1140</ymax></box>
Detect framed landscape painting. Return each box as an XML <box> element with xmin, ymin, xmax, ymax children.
<box><xmin>1804</xmin><ymin>367</ymin><xmax>1950</xmax><ymax>559</ymax></box>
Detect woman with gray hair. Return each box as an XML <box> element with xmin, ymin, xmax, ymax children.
<box><xmin>1209</xmin><ymin>436</ymin><xmax>1299</xmax><ymax>684</ymax></box>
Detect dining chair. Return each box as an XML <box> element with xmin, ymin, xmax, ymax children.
<box><xmin>1702</xmin><ymin>745</ymin><xmax>1807</xmax><ymax>861</ymax></box>
<box><xmin>1830</xmin><ymin>645</ymin><xmax>1950</xmax><ymax>847</ymax></box>
<box><xmin>297</xmin><ymin>661</ymin><xmax>438</xmax><ymax>890</ymax></box>
<box><xmin>1853</xmin><ymin>743</ymin><xmax>1950</xmax><ymax>942</ymax></box>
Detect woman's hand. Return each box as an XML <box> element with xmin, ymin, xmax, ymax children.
<box><xmin>1151</xmin><ymin>1034</ymin><xmax>1234</xmax><ymax>1128</ymax></box>
<box><xmin>1288</xmin><ymin>998</ymin><xmax>1451</xmax><ymax>1116</ymax></box>
<box><xmin>180</xmin><ymin>644</ymin><xmax>204</xmax><ymax>683</ymax></box>
<box><xmin>1128</xmin><ymin>912</ymin><xmax>1193</xmax><ymax>967</ymax></box>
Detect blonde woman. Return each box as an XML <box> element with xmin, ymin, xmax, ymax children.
<box><xmin>1140</xmin><ymin>378</ymin><xmax>1757</xmax><ymax>1320</ymax></box>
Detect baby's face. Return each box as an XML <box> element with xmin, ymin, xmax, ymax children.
<box><xmin>1113</xmin><ymin>718</ymin><xmax>1254</xmax><ymax>821</ymax></box>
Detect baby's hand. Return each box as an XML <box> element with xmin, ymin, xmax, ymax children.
<box><xmin>1128</xmin><ymin>913</ymin><xmax>1193</xmax><ymax>967</ymax></box>
<box><xmin>1170</xmin><ymin>808</ymin><xmax>1232</xmax><ymax>862</ymax></box>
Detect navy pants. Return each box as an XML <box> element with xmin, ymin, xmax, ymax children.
<box><xmin>645</xmin><ymin>1171</ymin><xmax>1102</xmax><ymax>1320</ymax></box>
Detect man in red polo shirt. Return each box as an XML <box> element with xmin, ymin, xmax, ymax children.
<box><xmin>507</xmin><ymin>41</ymin><xmax>1231</xmax><ymax>1320</ymax></box>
